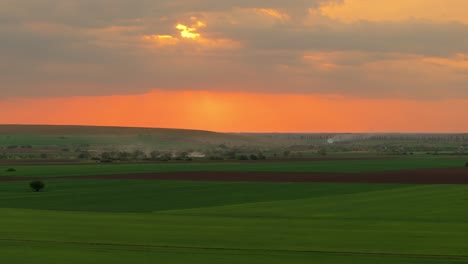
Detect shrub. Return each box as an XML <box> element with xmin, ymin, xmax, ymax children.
<box><xmin>159</xmin><ymin>153</ymin><xmax>172</xmax><ymax>161</ymax></box>
<box><xmin>78</xmin><ymin>151</ymin><xmax>91</xmax><ymax>159</ymax></box>
<box><xmin>465</xmin><ymin>162</ymin><xmax>468</xmax><ymax>167</ymax></box>
<box><xmin>237</xmin><ymin>155</ymin><xmax>249</xmax><ymax>160</ymax></box>
<box><xmin>6</xmin><ymin>168</ymin><xmax>16</xmax><ymax>172</ymax></box>
<box><xmin>30</xmin><ymin>181</ymin><xmax>45</xmax><ymax>192</ymax></box>
<box><xmin>318</xmin><ymin>148</ymin><xmax>327</xmax><ymax>156</ymax></box>
<box><xmin>249</xmin><ymin>154</ymin><xmax>258</xmax><ymax>160</ymax></box>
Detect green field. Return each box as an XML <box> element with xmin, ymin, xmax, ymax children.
<box><xmin>1</xmin><ymin>179</ymin><xmax>468</xmax><ymax>263</ymax></box>
<box><xmin>0</xmin><ymin>125</ymin><xmax>278</xmax><ymax>149</ymax></box>
<box><xmin>1</xmin><ymin>157</ymin><xmax>466</xmax><ymax>178</ymax></box>
<box><xmin>1</xmin><ymin>125</ymin><xmax>467</xmax><ymax>263</ymax></box>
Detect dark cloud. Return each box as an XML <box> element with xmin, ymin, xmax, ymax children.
<box><xmin>1</xmin><ymin>0</ymin><xmax>468</xmax><ymax>99</ymax></box>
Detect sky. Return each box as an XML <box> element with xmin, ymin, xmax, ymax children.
<box><xmin>1</xmin><ymin>0</ymin><xmax>467</xmax><ymax>132</ymax></box>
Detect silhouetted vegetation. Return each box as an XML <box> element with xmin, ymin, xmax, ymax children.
<box><xmin>237</xmin><ymin>155</ymin><xmax>249</xmax><ymax>160</ymax></box>
<box><xmin>30</xmin><ymin>181</ymin><xmax>45</xmax><ymax>192</ymax></box>
<box><xmin>78</xmin><ymin>151</ymin><xmax>91</xmax><ymax>159</ymax></box>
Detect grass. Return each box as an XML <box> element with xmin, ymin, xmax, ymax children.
<box><xmin>0</xmin><ymin>157</ymin><xmax>466</xmax><ymax>178</ymax></box>
<box><xmin>1</xmin><ymin>179</ymin><xmax>468</xmax><ymax>263</ymax></box>
<box><xmin>0</xmin><ymin>124</ymin><xmax>276</xmax><ymax>149</ymax></box>
<box><xmin>0</xmin><ymin>180</ymin><xmax>401</xmax><ymax>212</ymax></box>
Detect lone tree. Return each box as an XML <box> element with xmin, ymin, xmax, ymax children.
<box><xmin>249</xmin><ymin>154</ymin><xmax>258</xmax><ymax>160</ymax></box>
<box><xmin>30</xmin><ymin>181</ymin><xmax>45</xmax><ymax>192</ymax></box>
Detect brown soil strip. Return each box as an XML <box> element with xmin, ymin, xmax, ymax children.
<box><xmin>1</xmin><ymin>167</ymin><xmax>468</xmax><ymax>184</ymax></box>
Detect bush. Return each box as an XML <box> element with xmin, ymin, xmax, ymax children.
<box><xmin>249</xmin><ymin>154</ymin><xmax>258</xmax><ymax>160</ymax></box>
<box><xmin>465</xmin><ymin>162</ymin><xmax>468</xmax><ymax>167</ymax></box>
<box><xmin>30</xmin><ymin>181</ymin><xmax>45</xmax><ymax>192</ymax></box>
<box><xmin>78</xmin><ymin>151</ymin><xmax>91</xmax><ymax>159</ymax></box>
<box><xmin>6</xmin><ymin>168</ymin><xmax>16</xmax><ymax>172</ymax></box>
<box><xmin>237</xmin><ymin>155</ymin><xmax>249</xmax><ymax>160</ymax></box>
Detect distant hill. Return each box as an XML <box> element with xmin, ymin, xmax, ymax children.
<box><xmin>0</xmin><ymin>125</ymin><xmax>281</xmax><ymax>151</ymax></box>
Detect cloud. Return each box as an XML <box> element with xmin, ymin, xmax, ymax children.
<box><xmin>319</xmin><ymin>0</ymin><xmax>468</xmax><ymax>23</ymax></box>
<box><xmin>1</xmin><ymin>0</ymin><xmax>468</xmax><ymax>99</ymax></box>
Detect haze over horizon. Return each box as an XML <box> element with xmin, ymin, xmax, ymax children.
<box><xmin>1</xmin><ymin>0</ymin><xmax>468</xmax><ymax>132</ymax></box>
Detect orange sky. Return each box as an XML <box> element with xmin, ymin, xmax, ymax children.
<box><xmin>1</xmin><ymin>90</ymin><xmax>467</xmax><ymax>132</ymax></box>
<box><xmin>1</xmin><ymin>1</ymin><xmax>468</xmax><ymax>132</ymax></box>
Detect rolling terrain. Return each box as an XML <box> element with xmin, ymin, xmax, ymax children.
<box><xmin>0</xmin><ymin>124</ymin><xmax>275</xmax><ymax>150</ymax></box>
<box><xmin>1</xmin><ymin>179</ymin><xmax>468</xmax><ymax>263</ymax></box>
<box><xmin>1</xmin><ymin>125</ymin><xmax>468</xmax><ymax>263</ymax></box>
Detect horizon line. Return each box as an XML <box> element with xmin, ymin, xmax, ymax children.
<box><xmin>1</xmin><ymin>123</ymin><xmax>467</xmax><ymax>134</ymax></box>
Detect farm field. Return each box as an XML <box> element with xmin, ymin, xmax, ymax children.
<box><xmin>4</xmin><ymin>0</ymin><xmax>468</xmax><ymax>261</ymax></box>
<box><xmin>2</xmin><ymin>125</ymin><xmax>467</xmax><ymax>163</ymax></box>
<box><xmin>1</xmin><ymin>157</ymin><xmax>467</xmax><ymax>178</ymax></box>
<box><xmin>1</xmin><ymin>179</ymin><xmax>468</xmax><ymax>263</ymax></box>
<box><xmin>1</xmin><ymin>126</ymin><xmax>467</xmax><ymax>263</ymax></box>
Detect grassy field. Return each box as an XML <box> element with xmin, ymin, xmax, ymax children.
<box><xmin>0</xmin><ymin>125</ymin><xmax>278</xmax><ymax>149</ymax></box>
<box><xmin>0</xmin><ymin>157</ymin><xmax>466</xmax><ymax>178</ymax></box>
<box><xmin>1</xmin><ymin>126</ymin><xmax>467</xmax><ymax>263</ymax></box>
<box><xmin>1</xmin><ymin>179</ymin><xmax>468</xmax><ymax>263</ymax></box>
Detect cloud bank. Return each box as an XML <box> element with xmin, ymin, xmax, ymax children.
<box><xmin>1</xmin><ymin>0</ymin><xmax>467</xmax><ymax>99</ymax></box>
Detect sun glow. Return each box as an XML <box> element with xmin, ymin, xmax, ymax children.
<box><xmin>176</xmin><ymin>22</ymin><xmax>204</xmax><ymax>39</ymax></box>
<box><xmin>2</xmin><ymin>90</ymin><xmax>468</xmax><ymax>132</ymax></box>
<box><xmin>142</xmin><ymin>34</ymin><xmax>179</xmax><ymax>46</ymax></box>
<box><xmin>142</xmin><ymin>18</ymin><xmax>240</xmax><ymax>50</ymax></box>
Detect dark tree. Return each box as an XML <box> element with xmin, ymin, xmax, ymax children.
<box><xmin>132</xmin><ymin>150</ymin><xmax>147</xmax><ymax>160</ymax></box>
<box><xmin>6</xmin><ymin>168</ymin><xmax>16</xmax><ymax>172</ymax></box>
<box><xmin>117</xmin><ymin>151</ymin><xmax>132</xmax><ymax>161</ymax></box>
<box><xmin>249</xmin><ymin>154</ymin><xmax>258</xmax><ymax>160</ymax></box>
<box><xmin>101</xmin><ymin>152</ymin><xmax>113</xmax><ymax>161</ymax></box>
<box><xmin>78</xmin><ymin>151</ymin><xmax>91</xmax><ymax>159</ymax></box>
<box><xmin>150</xmin><ymin>150</ymin><xmax>161</xmax><ymax>161</ymax></box>
<box><xmin>318</xmin><ymin>148</ymin><xmax>327</xmax><ymax>156</ymax></box>
<box><xmin>465</xmin><ymin>162</ymin><xmax>468</xmax><ymax>167</ymax></box>
<box><xmin>159</xmin><ymin>152</ymin><xmax>172</xmax><ymax>161</ymax></box>
<box><xmin>237</xmin><ymin>155</ymin><xmax>249</xmax><ymax>160</ymax></box>
<box><xmin>30</xmin><ymin>181</ymin><xmax>45</xmax><ymax>192</ymax></box>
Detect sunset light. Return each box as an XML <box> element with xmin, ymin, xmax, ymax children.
<box><xmin>1</xmin><ymin>0</ymin><xmax>468</xmax><ymax>131</ymax></box>
<box><xmin>2</xmin><ymin>2</ymin><xmax>468</xmax><ymax>263</ymax></box>
<box><xmin>176</xmin><ymin>23</ymin><xmax>201</xmax><ymax>39</ymax></box>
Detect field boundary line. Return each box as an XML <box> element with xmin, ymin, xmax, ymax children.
<box><xmin>1</xmin><ymin>238</ymin><xmax>468</xmax><ymax>260</ymax></box>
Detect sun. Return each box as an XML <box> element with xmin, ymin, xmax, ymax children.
<box><xmin>176</xmin><ymin>21</ymin><xmax>205</xmax><ymax>39</ymax></box>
